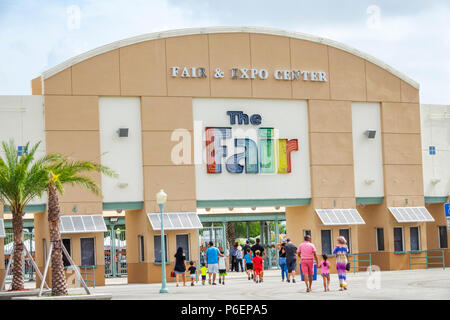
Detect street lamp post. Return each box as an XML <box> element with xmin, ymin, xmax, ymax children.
<box><xmin>116</xmin><ymin>228</ymin><xmax>121</xmax><ymax>276</ymax></box>
<box><xmin>156</xmin><ymin>189</ymin><xmax>168</xmax><ymax>293</ymax></box>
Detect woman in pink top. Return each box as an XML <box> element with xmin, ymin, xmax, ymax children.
<box><xmin>297</xmin><ymin>235</ymin><xmax>319</xmax><ymax>292</ymax></box>
<box><xmin>318</xmin><ymin>254</ymin><xmax>331</xmax><ymax>292</ymax></box>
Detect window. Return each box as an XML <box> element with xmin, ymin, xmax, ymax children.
<box><xmin>321</xmin><ymin>230</ymin><xmax>332</xmax><ymax>255</ymax></box>
<box><xmin>154</xmin><ymin>235</ymin><xmax>168</xmax><ymax>263</ymax></box>
<box><xmin>410</xmin><ymin>227</ymin><xmax>420</xmax><ymax>251</ymax></box>
<box><xmin>376</xmin><ymin>228</ymin><xmax>385</xmax><ymax>251</ymax></box>
<box><xmin>394</xmin><ymin>227</ymin><xmax>404</xmax><ymax>252</ymax></box>
<box><xmin>62</xmin><ymin>238</ymin><xmax>72</xmax><ymax>267</ymax></box>
<box><xmin>339</xmin><ymin>229</ymin><xmax>351</xmax><ymax>253</ymax></box>
<box><xmin>176</xmin><ymin>234</ymin><xmax>190</xmax><ymax>261</ymax></box>
<box><xmin>138</xmin><ymin>235</ymin><xmax>145</xmax><ymax>263</ymax></box>
<box><xmin>439</xmin><ymin>226</ymin><xmax>448</xmax><ymax>249</ymax></box>
<box><xmin>81</xmin><ymin>238</ymin><xmax>96</xmax><ymax>266</ymax></box>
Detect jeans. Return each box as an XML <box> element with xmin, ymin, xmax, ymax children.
<box><xmin>279</xmin><ymin>257</ymin><xmax>288</xmax><ymax>280</ymax></box>
<box><xmin>236</xmin><ymin>259</ymin><xmax>243</xmax><ymax>272</ymax></box>
<box><xmin>231</xmin><ymin>256</ymin><xmax>237</xmax><ymax>271</ymax></box>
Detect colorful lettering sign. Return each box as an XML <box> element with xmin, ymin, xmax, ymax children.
<box><xmin>205</xmin><ymin>111</ymin><xmax>299</xmax><ymax>174</ymax></box>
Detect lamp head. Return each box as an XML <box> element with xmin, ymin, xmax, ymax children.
<box><xmin>156</xmin><ymin>189</ymin><xmax>167</xmax><ymax>205</ymax></box>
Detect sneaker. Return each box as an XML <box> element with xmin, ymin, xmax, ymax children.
<box><xmin>292</xmin><ymin>279</ymin><xmax>296</xmax><ymax>283</ymax></box>
<box><xmin>219</xmin><ymin>279</ymin><xmax>221</xmax><ymax>284</ymax></box>
<box><xmin>248</xmin><ymin>276</ymin><xmax>250</xmax><ymax>280</ymax></box>
<box><xmin>287</xmin><ymin>279</ymin><xmax>290</xmax><ymax>283</ymax></box>
<box><xmin>191</xmin><ymin>283</ymin><xmax>194</xmax><ymax>286</ymax></box>
<box><xmin>223</xmin><ymin>282</ymin><xmax>225</xmax><ymax>285</ymax></box>
<box><xmin>212</xmin><ymin>282</ymin><xmax>217</xmax><ymax>285</ymax></box>
<box><xmin>251</xmin><ymin>274</ymin><xmax>254</xmax><ymax>279</ymax></box>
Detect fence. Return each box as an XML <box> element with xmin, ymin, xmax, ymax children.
<box><xmin>3</xmin><ymin>230</ymin><xmax>35</xmax><ymax>282</ymax></box>
<box><xmin>104</xmin><ymin>230</ymin><xmax>127</xmax><ymax>278</ymax></box>
<box><xmin>348</xmin><ymin>253</ymin><xmax>372</xmax><ymax>274</ymax></box>
<box><xmin>408</xmin><ymin>250</ymin><xmax>445</xmax><ymax>270</ymax></box>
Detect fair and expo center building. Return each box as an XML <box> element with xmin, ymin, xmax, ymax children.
<box><xmin>0</xmin><ymin>27</ymin><xmax>449</xmax><ymax>285</ymax></box>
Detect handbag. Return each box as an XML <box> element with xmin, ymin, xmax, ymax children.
<box><xmin>170</xmin><ymin>271</ymin><xmax>176</xmax><ymax>278</ymax></box>
<box><xmin>345</xmin><ymin>262</ymin><xmax>351</xmax><ymax>271</ymax></box>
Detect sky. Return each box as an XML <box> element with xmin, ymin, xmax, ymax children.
<box><xmin>0</xmin><ymin>0</ymin><xmax>449</xmax><ymax>104</ymax></box>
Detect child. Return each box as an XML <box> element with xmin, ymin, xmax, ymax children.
<box><xmin>252</xmin><ymin>250</ymin><xmax>264</xmax><ymax>283</ymax></box>
<box><xmin>200</xmin><ymin>262</ymin><xmax>208</xmax><ymax>286</ymax></box>
<box><xmin>187</xmin><ymin>261</ymin><xmax>197</xmax><ymax>286</ymax></box>
<box><xmin>318</xmin><ymin>254</ymin><xmax>331</xmax><ymax>291</ymax></box>
<box><xmin>243</xmin><ymin>248</ymin><xmax>253</xmax><ymax>280</ymax></box>
<box><xmin>218</xmin><ymin>249</ymin><xmax>228</xmax><ymax>285</ymax></box>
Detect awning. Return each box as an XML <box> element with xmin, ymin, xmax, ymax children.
<box><xmin>388</xmin><ymin>207</ymin><xmax>435</xmax><ymax>223</ymax></box>
<box><xmin>147</xmin><ymin>212</ymin><xmax>203</xmax><ymax>231</ymax></box>
<box><xmin>60</xmin><ymin>214</ymin><xmax>107</xmax><ymax>234</ymax></box>
<box><xmin>0</xmin><ymin>218</ymin><xmax>5</xmax><ymax>238</ymax></box>
<box><xmin>315</xmin><ymin>209</ymin><xmax>366</xmax><ymax>226</ymax></box>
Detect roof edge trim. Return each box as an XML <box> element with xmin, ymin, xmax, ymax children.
<box><xmin>41</xmin><ymin>26</ymin><xmax>419</xmax><ymax>89</ymax></box>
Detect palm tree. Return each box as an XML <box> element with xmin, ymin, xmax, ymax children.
<box><xmin>0</xmin><ymin>141</ymin><xmax>59</xmax><ymax>290</ymax></box>
<box><xmin>46</xmin><ymin>158</ymin><xmax>116</xmax><ymax>296</ymax></box>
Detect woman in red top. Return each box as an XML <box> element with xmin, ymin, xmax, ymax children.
<box><xmin>252</xmin><ymin>250</ymin><xmax>264</xmax><ymax>283</ymax></box>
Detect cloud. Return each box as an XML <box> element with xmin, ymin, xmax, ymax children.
<box><xmin>0</xmin><ymin>0</ymin><xmax>449</xmax><ymax>104</ymax></box>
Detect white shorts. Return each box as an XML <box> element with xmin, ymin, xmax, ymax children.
<box><xmin>208</xmin><ymin>263</ymin><xmax>219</xmax><ymax>274</ymax></box>
<box><xmin>190</xmin><ymin>274</ymin><xmax>196</xmax><ymax>279</ymax></box>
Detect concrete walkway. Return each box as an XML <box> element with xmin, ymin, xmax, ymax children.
<box><xmin>15</xmin><ymin>268</ymin><xmax>450</xmax><ymax>299</ymax></box>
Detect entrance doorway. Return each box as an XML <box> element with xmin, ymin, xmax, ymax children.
<box><xmin>198</xmin><ymin>211</ymin><xmax>286</xmax><ymax>270</ymax></box>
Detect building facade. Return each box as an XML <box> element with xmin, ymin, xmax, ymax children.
<box><xmin>0</xmin><ymin>27</ymin><xmax>448</xmax><ymax>286</ymax></box>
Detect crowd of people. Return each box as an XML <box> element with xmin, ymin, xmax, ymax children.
<box><xmin>171</xmin><ymin>235</ymin><xmax>350</xmax><ymax>292</ymax></box>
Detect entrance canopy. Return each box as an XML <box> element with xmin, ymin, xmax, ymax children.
<box><xmin>147</xmin><ymin>212</ymin><xmax>203</xmax><ymax>231</ymax></box>
<box><xmin>388</xmin><ymin>207</ymin><xmax>434</xmax><ymax>223</ymax></box>
<box><xmin>60</xmin><ymin>214</ymin><xmax>107</xmax><ymax>234</ymax></box>
<box><xmin>315</xmin><ymin>209</ymin><xmax>365</xmax><ymax>226</ymax></box>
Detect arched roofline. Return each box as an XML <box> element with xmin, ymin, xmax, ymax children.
<box><xmin>41</xmin><ymin>26</ymin><xmax>419</xmax><ymax>89</ymax></box>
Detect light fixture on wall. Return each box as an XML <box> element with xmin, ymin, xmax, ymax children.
<box><xmin>228</xmin><ymin>207</ymin><xmax>234</xmax><ymax>211</ymax></box>
<box><xmin>117</xmin><ymin>182</ymin><xmax>128</xmax><ymax>189</ymax></box>
<box><xmin>117</xmin><ymin>127</ymin><xmax>129</xmax><ymax>138</ymax></box>
<box><xmin>365</xmin><ymin>179</ymin><xmax>375</xmax><ymax>185</ymax></box>
<box><xmin>364</xmin><ymin>130</ymin><xmax>377</xmax><ymax>139</ymax></box>
<box><xmin>431</xmin><ymin>178</ymin><xmax>441</xmax><ymax>185</ymax></box>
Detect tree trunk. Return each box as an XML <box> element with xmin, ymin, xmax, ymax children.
<box><xmin>226</xmin><ymin>222</ymin><xmax>236</xmax><ymax>249</ymax></box>
<box><xmin>48</xmin><ymin>182</ymin><xmax>68</xmax><ymax>296</ymax></box>
<box><xmin>11</xmin><ymin>211</ymin><xmax>24</xmax><ymax>290</ymax></box>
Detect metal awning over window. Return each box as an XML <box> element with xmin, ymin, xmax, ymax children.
<box><xmin>388</xmin><ymin>207</ymin><xmax>435</xmax><ymax>223</ymax></box>
<box><xmin>315</xmin><ymin>209</ymin><xmax>366</xmax><ymax>226</ymax></box>
<box><xmin>0</xmin><ymin>218</ymin><xmax>5</xmax><ymax>238</ymax></box>
<box><xmin>147</xmin><ymin>212</ymin><xmax>203</xmax><ymax>231</ymax></box>
<box><xmin>60</xmin><ymin>214</ymin><xmax>107</xmax><ymax>234</ymax></box>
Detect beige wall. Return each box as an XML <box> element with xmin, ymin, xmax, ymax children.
<box><xmin>34</xmin><ymin>211</ymin><xmax>106</xmax><ymax>288</ymax></box>
<box><xmin>40</xmin><ymin>31</ymin><xmax>425</xmax><ymax>278</ymax></box>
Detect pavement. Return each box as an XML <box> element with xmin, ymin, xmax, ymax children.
<box><xmin>16</xmin><ymin>268</ymin><xmax>450</xmax><ymax>300</ymax></box>
<box><xmin>70</xmin><ymin>268</ymin><xmax>450</xmax><ymax>299</ymax></box>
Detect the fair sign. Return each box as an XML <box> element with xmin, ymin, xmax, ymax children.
<box><xmin>193</xmin><ymin>98</ymin><xmax>311</xmax><ymax>201</ymax></box>
<box><xmin>205</xmin><ymin>111</ymin><xmax>299</xmax><ymax>174</ymax></box>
